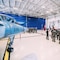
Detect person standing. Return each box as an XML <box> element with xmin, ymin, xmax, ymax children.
<box><xmin>58</xmin><ymin>30</ymin><xmax>60</xmax><ymax>44</ymax></box>
<box><xmin>46</xmin><ymin>29</ymin><xmax>49</xmax><ymax>40</ymax></box>
<box><xmin>56</xmin><ymin>30</ymin><xmax>59</xmax><ymax>40</ymax></box>
<box><xmin>51</xmin><ymin>29</ymin><xmax>56</xmax><ymax>42</ymax></box>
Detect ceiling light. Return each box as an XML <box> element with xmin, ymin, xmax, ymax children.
<box><xmin>46</xmin><ymin>9</ymin><xmax>53</xmax><ymax>14</ymax></box>
<box><xmin>50</xmin><ymin>9</ymin><xmax>53</xmax><ymax>12</ymax></box>
<box><xmin>41</xmin><ymin>6</ymin><xmax>45</xmax><ymax>8</ymax></box>
<box><xmin>0</xmin><ymin>5</ymin><xmax>5</xmax><ymax>8</ymax></box>
<box><xmin>15</xmin><ymin>0</ymin><xmax>22</xmax><ymax>2</ymax></box>
<box><xmin>13</xmin><ymin>7</ymin><xmax>18</xmax><ymax>10</ymax></box>
<box><xmin>46</xmin><ymin>11</ymin><xmax>50</xmax><ymax>13</ymax></box>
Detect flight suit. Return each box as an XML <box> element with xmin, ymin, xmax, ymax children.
<box><xmin>51</xmin><ymin>29</ymin><xmax>56</xmax><ymax>42</ymax></box>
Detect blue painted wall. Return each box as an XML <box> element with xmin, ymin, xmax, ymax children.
<box><xmin>0</xmin><ymin>12</ymin><xmax>45</xmax><ymax>30</ymax></box>
<box><xmin>37</xmin><ymin>18</ymin><xmax>45</xmax><ymax>29</ymax></box>
<box><xmin>27</xmin><ymin>17</ymin><xmax>45</xmax><ymax>29</ymax></box>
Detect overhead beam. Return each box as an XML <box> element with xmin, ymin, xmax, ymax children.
<box><xmin>50</xmin><ymin>0</ymin><xmax>60</xmax><ymax>8</ymax></box>
<box><xmin>9</xmin><ymin>0</ymin><xmax>12</xmax><ymax>8</ymax></box>
<box><xmin>2</xmin><ymin>0</ymin><xmax>6</xmax><ymax>6</ymax></box>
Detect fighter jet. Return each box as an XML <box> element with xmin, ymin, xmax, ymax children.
<box><xmin>0</xmin><ymin>14</ymin><xmax>27</xmax><ymax>51</ymax></box>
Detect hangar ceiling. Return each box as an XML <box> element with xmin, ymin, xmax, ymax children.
<box><xmin>0</xmin><ymin>0</ymin><xmax>60</xmax><ymax>18</ymax></box>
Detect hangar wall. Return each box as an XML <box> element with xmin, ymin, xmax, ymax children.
<box><xmin>46</xmin><ymin>14</ymin><xmax>60</xmax><ymax>29</ymax></box>
<box><xmin>0</xmin><ymin>13</ymin><xmax>45</xmax><ymax>30</ymax></box>
<box><xmin>27</xmin><ymin>17</ymin><xmax>45</xmax><ymax>29</ymax></box>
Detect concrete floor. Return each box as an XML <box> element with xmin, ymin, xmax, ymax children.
<box><xmin>10</xmin><ymin>30</ymin><xmax>60</xmax><ymax>60</ymax></box>
<box><xmin>0</xmin><ymin>38</ymin><xmax>8</xmax><ymax>60</ymax></box>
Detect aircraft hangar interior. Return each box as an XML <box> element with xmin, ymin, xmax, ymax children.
<box><xmin>0</xmin><ymin>0</ymin><xmax>60</xmax><ymax>60</ymax></box>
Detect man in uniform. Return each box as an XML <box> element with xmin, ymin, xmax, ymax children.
<box><xmin>51</xmin><ymin>29</ymin><xmax>56</xmax><ymax>42</ymax></box>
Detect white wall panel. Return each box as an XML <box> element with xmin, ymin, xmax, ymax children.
<box><xmin>46</xmin><ymin>16</ymin><xmax>60</xmax><ymax>29</ymax></box>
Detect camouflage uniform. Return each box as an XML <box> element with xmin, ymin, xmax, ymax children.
<box><xmin>51</xmin><ymin>29</ymin><xmax>56</xmax><ymax>42</ymax></box>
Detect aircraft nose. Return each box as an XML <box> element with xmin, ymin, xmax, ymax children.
<box><xmin>0</xmin><ymin>21</ymin><xmax>5</xmax><ymax>38</ymax></box>
<box><xmin>0</xmin><ymin>24</ymin><xmax>5</xmax><ymax>38</ymax></box>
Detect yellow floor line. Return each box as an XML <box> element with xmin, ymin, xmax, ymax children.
<box><xmin>4</xmin><ymin>51</ymin><xmax>9</xmax><ymax>60</ymax></box>
<box><xmin>4</xmin><ymin>39</ymin><xmax>10</xmax><ymax>60</ymax></box>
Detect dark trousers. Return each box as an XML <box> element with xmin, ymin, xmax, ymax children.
<box><xmin>57</xmin><ymin>35</ymin><xmax>59</xmax><ymax>40</ymax></box>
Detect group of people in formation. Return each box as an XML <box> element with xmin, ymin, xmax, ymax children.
<box><xmin>45</xmin><ymin>26</ymin><xmax>60</xmax><ymax>44</ymax></box>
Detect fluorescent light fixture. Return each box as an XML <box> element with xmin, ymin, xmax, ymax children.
<box><xmin>41</xmin><ymin>6</ymin><xmax>45</xmax><ymax>8</ymax></box>
<box><xmin>15</xmin><ymin>0</ymin><xmax>22</xmax><ymax>2</ymax></box>
<box><xmin>46</xmin><ymin>11</ymin><xmax>50</xmax><ymax>13</ymax></box>
<box><xmin>0</xmin><ymin>5</ymin><xmax>5</xmax><ymax>8</ymax></box>
<box><xmin>13</xmin><ymin>7</ymin><xmax>18</xmax><ymax>10</ymax></box>
<box><xmin>50</xmin><ymin>9</ymin><xmax>53</xmax><ymax>12</ymax></box>
<box><xmin>46</xmin><ymin>9</ymin><xmax>53</xmax><ymax>13</ymax></box>
<box><xmin>4</xmin><ymin>7</ymin><xmax>9</xmax><ymax>9</ymax></box>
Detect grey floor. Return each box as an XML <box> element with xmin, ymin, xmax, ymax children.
<box><xmin>10</xmin><ymin>30</ymin><xmax>60</xmax><ymax>60</ymax></box>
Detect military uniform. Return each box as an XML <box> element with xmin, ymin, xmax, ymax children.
<box><xmin>51</xmin><ymin>29</ymin><xmax>56</xmax><ymax>42</ymax></box>
<box><xmin>58</xmin><ymin>31</ymin><xmax>60</xmax><ymax>44</ymax></box>
<box><xmin>46</xmin><ymin>29</ymin><xmax>49</xmax><ymax>40</ymax></box>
